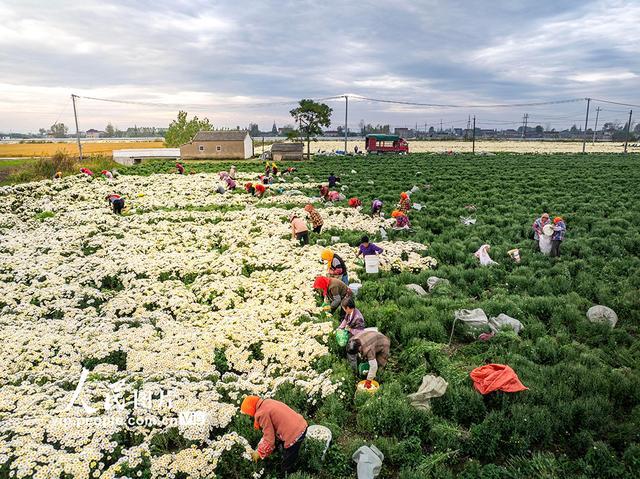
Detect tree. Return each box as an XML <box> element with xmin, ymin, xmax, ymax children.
<box><xmin>634</xmin><ymin>123</ymin><xmax>640</xmax><ymax>134</ymax></box>
<box><xmin>105</xmin><ymin>123</ymin><xmax>115</xmax><ymax>138</ymax></box>
<box><xmin>38</xmin><ymin>128</ymin><xmax>47</xmax><ymax>136</ymax></box>
<box><xmin>50</xmin><ymin>122</ymin><xmax>68</xmax><ymax>137</ymax></box>
<box><xmin>290</xmin><ymin>99</ymin><xmax>332</xmax><ymax>159</ymax></box>
<box><xmin>164</xmin><ymin>111</ymin><xmax>212</xmax><ymax>147</ymax></box>
<box><xmin>249</xmin><ymin>123</ymin><xmax>260</xmax><ymax>137</ymax></box>
<box><xmin>358</xmin><ymin>119</ymin><xmax>366</xmax><ymax>135</ymax></box>
<box><xmin>271</xmin><ymin>122</ymin><xmax>278</xmax><ymax>135</ymax></box>
<box><xmin>535</xmin><ymin>125</ymin><xmax>544</xmax><ymax>135</ymax></box>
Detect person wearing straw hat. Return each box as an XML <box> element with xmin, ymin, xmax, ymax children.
<box><xmin>290</xmin><ymin>212</ymin><xmax>309</xmax><ymax>246</ymax></box>
<box><xmin>321</xmin><ymin>248</ymin><xmax>349</xmax><ymax>284</ymax></box>
<box><xmin>532</xmin><ymin>213</ymin><xmax>550</xmax><ymax>251</ymax></box>
<box><xmin>550</xmin><ymin>216</ymin><xmax>566</xmax><ymax>257</ymax></box>
<box><xmin>240</xmin><ymin>395</ymin><xmax>308</xmax><ymax>474</ymax></box>
<box><xmin>229</xmin><ymin>165</ymin><xmax>237</xmax><ymax>180</ymax></box>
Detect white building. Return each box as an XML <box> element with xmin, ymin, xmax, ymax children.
<box><xmin>112</xmin><ymin>148</ymin><xmax>181</xmax><ymax>166</ymax></box>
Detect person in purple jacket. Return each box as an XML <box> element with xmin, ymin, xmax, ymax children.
<box><xmin>338</xmin><ymin>297</ymin><xmax>366</xmax><ymax>336</ymax></box>
<box><xmin>356</xmin><ymin>236</ymin><xmax>384</xmax><ymax>258</ymax></box>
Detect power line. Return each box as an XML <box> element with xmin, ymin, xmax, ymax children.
<box><xmin>76</xmin><ymin>94</ymin><xmax>344</xmax><ymax>110</ymax></box>
<box><xmin>350</xmin><ymin>95</ymin><xmax>586</xmax><ymax>109</ymax></box>
<box><xmin>592</xmin><ymin>98</ymin><xmax>640</xmax><ymax>108</ymax></box>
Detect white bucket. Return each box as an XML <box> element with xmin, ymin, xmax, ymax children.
<box><xmin>349</xmin><ymin>283</ymin><xmax>362</xmax><ymax>296</ymax></box>
<box><xmin>364</xmin><ymin>255</ymin><xmax>380</xmax><ymax>273</ymax></box>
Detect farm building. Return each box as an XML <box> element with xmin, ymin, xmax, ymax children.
<box><xmin>270</xmin><ymin>142</ymin><xmax>304</xmax><ymax>161</ymax></box>
<box><xmin>112</xmin><ymin>148</ymin><xmax>181</xmax><ymax>166</ymax></box>
<box><xmin>180</xmin><ymin>130</ymin><xmax>253</xmax><ymax>159</ymax></box>
<box><xmin>85</xmin><ymin>129</ymin><xmax>104</xmax><ymax>139</ymax></box>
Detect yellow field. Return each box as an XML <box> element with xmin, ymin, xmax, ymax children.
<box><xmin>0</xmin><ymin>141</ymin><xmax>164</xmax><ymax>158</ymax></box>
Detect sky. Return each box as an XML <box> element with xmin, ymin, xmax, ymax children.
<box><xmin>0</xmin><ymin>0</ymin><xmax>638</xmax><ymax>133</ymax></box>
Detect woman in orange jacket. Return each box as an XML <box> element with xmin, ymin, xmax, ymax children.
<box><xmin>241</xmin><ymin>396</ymin><xmax>308</xmax><ymax>474</ymax></box>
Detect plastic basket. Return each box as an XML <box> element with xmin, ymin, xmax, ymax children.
<box><xmin>356</xmin><ymin>380</ymin><xmax>380</xmax><ymax>394</ymax></box>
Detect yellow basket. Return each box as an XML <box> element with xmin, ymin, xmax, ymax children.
<box><xmin>356</xmin><ymin>380</ymin><xmax>380</xmax><ymax>394</ymax></box>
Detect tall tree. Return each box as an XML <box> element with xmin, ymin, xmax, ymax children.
<box><xmin>164</xmin><ymin>111</ymin><xmax>212</xmax><ymax>147</ymax></box>
<box><xmin>271</xmin><ymin>122</ymin><xmax>278</xmax><ymax>135</ymax></box>
<box><xmin>289</xmin><ymin>99</ymin><xmax>332</xmax><ymax>159</ymax></box>
<box><xmin>50</xmin><ymin>122</ymin><xmax>68</xmax><ymax>137</ymax></box>
<box><xmin>105</xmin><ymin>123</ymin><xmax>115</xmax><ymax>138</ymax></box>
<box><xmin>248</xmin><ymin>123</ymin><xmax>260</xmax><ymax>137</ymax></box>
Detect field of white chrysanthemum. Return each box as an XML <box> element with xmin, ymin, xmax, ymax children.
<box><xmin>0</xmin><ymin>172</ymin><xmax>435</xmax><ymax>479</ymax></box>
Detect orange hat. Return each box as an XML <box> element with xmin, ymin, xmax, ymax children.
<box><xmin>391</xmin><ymin>210</ymin><xmax>404</xmax><ymax>218</ymax></box>
<box><xmin>304</xmin><ymin>204</ymin><xmax>314</xmax><ymax>212</ymax></box>
<box><xmin>553</xmin><ymin>216</ymin><xmax>563</xmax><ymax>224</ymax></box>
<box><xmin>400</xmin><ymin>192</ymin><xmax>408</xmax><ymax>199</ymax></box>
<box><xmin>240</xmin><ymin>395</ymin><xmax>260</xmax><ymax>417</ymax></box>
<box><xmin>320</xmin><ymin>249</ymin><xmax>334</xmax><ymax>263</ymax></box>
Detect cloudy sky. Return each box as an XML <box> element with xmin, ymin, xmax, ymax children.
<box><xmin>0</xmin><ymin>0</ymin><xmax>638</xmax><ymax>133</ymax></box>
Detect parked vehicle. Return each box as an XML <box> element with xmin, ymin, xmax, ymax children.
<box><xmin>365</xmin><ymin>134</ymin><xmax>409</xmax><ymax>154</ymax></box>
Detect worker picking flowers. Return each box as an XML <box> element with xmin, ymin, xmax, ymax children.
<box><xmin>241</xmin><ymin>395</ymin><xmax>308</xmax><ymax>474</ymax></box>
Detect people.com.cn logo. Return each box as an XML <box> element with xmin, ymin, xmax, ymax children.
<box><xmin>63</xmin><ymin>368</ymin><xmax>207</xmax><ymax>426</ymax></box>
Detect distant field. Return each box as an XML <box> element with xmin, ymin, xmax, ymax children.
<box><xmin>0</xmin><ymin>141</ymin><xmax>164</xmax><ymax>158</ymax></box>
<box><xmin>308</xmin><ymin>139</ymin><xmax>637</xmax><ymax>154</ymax></box>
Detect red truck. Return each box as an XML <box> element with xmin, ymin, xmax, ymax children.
<box><xmin>365</xmin><ymin>134</ymin><xmax>409</xmax><ymax>154</ymax></box>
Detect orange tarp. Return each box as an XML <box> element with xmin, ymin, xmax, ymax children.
<box><xmin>470</xmin><ymin>363</ymin><xmax>528</xmax><ymax>395</ymax></box>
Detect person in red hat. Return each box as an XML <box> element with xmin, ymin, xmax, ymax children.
<box><xmin>551</xmin><ymin>216</ymin><xmax>566</xmax><ymax>257</ymax></box>
<box><xmin>254</xmin><ymin>183</ymin><xmax>266</xmax><ymax>197</ymax></box>
<box><xmin>240</xmin><ymin>396</ymin><xmax>307</xmax><ymax>474</ymax></box>
<box><xmin>176</xmin><ymin>163</ymin><xmax>185</xmax><ymax>174</ymax></box>
<box><xmin>398</xmin><ymin>192</ymin><xmax>411</xmax><ymax>213</ymax></box>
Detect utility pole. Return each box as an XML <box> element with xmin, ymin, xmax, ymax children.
<box><xmin>262</xmin><ymin>136</ymin><xmax>265</xmax><ymax>155</ymax></box>
<box><xmin>624</xmin><ymin>110</ymin><xmax>633</xmax><ymax>154</ymax></box>
<box><xmin>71</xmin><ymin>94</ymin><xmax>83</xmax><ymax>161</ymax></box>
<box><xmin>472</xmin><ymin>116</ymin><xmax>476</xmax><ymax>153</ymax></box>
<box><xmin>521</xmin><ymin>113</ymin><xmax>528</xmax><ymax>139</ymax></box>
<box><xmin>440</xmin><ymin>119</ymin><xmax>443</xmax><ymax>133</ymax></box>
<box><xmin>344</xmin><ymin>95</ymin><xmax>348</xmax><ymax>154</ymax></box>
<box><xmin>592</xmin><ymin>107</ymin><xmax>601</xmax><ymax>145</ymax></box>
<box><xmin>582</xmin><ymin>97</ymin><xmax>591</xmax><ymax>153</ymax></box>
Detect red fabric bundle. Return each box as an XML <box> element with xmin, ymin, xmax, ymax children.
<box><xmin>470</xmin><ymin>363</ymin><xmax>528</xmax><ymax>394</ymax></box>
